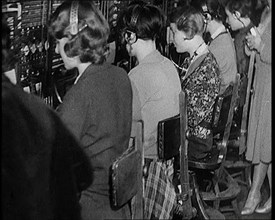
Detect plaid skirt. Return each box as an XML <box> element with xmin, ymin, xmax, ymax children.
<box><xmin>144</xmin><ymin>160</ymin><xmax>176</xmax><ymax>219</ymax></box>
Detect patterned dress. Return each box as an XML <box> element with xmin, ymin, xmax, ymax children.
<box><xmin>182</xmin><ymin>52</ymin><xmax>220</xmax><ymax>160</ymax></box>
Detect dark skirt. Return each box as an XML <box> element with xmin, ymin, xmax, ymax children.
<box><xmin>188</xmin><ymin>133</ymin><xmax>213</xmax><ymax>161</ymax></box>
<box><xmin>79</xmin><ymin>191</ymin><xmax>131</xmax><ymax>220</ymax></box>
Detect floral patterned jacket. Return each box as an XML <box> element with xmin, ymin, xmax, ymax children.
<box><xmin>181</xmin><ymin>52</ymin><xmax>220</xmax><ymax>139</ymax></box>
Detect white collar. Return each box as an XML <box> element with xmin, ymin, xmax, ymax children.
<box><xmin>181</xmin><ymin>42</ymin><xmax>208</xmax><ymax>79</ymax></box>
<box><xmin>74</xmin><ymin>74</ymin><xmax>82</xmax><ymax>84</ymax></box>
<box><xmin>74</xmin><ymin>63</ymin><xmax>91</xmax><ymax>84</ymax></box>
<box><xmin>190</xmin><ymin>42</ymin><xmax>208</xmax><ymax>63</ymax></box>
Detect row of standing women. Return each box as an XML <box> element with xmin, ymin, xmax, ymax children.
<box><xmin>2</xmin><ymin>0</ymin><xmax>271</xmax><ymax>219</ymax></box>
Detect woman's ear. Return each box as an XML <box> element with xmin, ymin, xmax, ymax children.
<box><xmin>204</xmin><ymin>12</ymin><xmax>212</xmax><ymax>22</ymax></box>
<box><xmin>71</xmin><ymin>55</ymin><xmax>81</xmax><ymax>66</ymax></box>
<box><xmin>233</xmin><ymin>11</ymin><xmax>241</xmax><ymax>20</ymax></box>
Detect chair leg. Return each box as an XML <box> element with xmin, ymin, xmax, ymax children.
<box><xmin>213</xmin><ymin>182</ymin><xmax>220</xmax><ymax>210</ymax></box>
<box><xmin>231</xmin><ymin>198</ymin><xmax>241</xmax><ymax>219</ymax></box>
<box><xmin>231</xmin><ymin>169</ymin><xmax>250</xmax><ymax>187</ymax></box>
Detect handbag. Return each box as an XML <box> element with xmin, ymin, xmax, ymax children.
<box><xmin>111</xmin><ymin>144</ymin><xmax>141</xmax><ymax>208</ymax></box>
<box><xmin>157</xmin><ymin>114</ymin><xmax>180</xmax><ymax>160</ymax></box>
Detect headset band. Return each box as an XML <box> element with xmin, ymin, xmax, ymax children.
<box><xmin>70</xmin><ymin>1</ymin><xmax>79</xmax><ymax>35</ymax></box>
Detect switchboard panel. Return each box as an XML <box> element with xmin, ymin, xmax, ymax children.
<box><xmin>3</xmin><ymin>0</ymin><xmax>182</xmax><ymax>108</ymax></box>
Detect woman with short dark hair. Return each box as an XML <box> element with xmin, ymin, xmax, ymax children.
<box><xmin>118</xmin><ymin>2</ymin><xmax>181</xmax><ymax>218</ymax></box>
<box><xmin>118</xmin><ymin>1</ymin><xmax>181</xmax><ymax>161</ymax></box>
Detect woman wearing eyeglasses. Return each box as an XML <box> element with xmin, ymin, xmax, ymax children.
<box><xmin>169</xmin><ymin>6</ymin><xmax>220</xmax><ymax>161</ymax></box>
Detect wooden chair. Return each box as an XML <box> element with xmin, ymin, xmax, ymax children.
<box><xmin>130</xmin><ymin>120</ymin><xmax>144</xmax><ymax>219</ymax></box>
<box><xmin>110</xmin><ymin>120</ymin><xmax>144</xmax><ymax>219</ymax></box>
<box><xmin>187</xmin><ymin>74</ymin><xmax>241</xmax><ymax>218</ymax></box>
<box><xmin>157</xmin><ymin>91</ymin><xmax>225</xmax><ymax>220</ymax></box>
<box><xmin>223</xmin><ymin>52</ymin><xmax>256</xmax><ymax>189</ymax></box>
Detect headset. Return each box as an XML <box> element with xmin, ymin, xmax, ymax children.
<box><xmin>123</xmin><ymin>4</ymin><xmax>143</xmax><ymax>45</ymax></box>
<box><xmin>69</xmin><ymin>1</ymin><xmax>79</xmax><ymax>35</ymax></box>
<box><xmin>201</xmin><ymin>0</ymin><xmax>224</xmax><ymax>22</ymax></box>
<box><xmin>130</xmin><ymin>6</ymin><xmax>141</xmax><ymax>27</ymax></box>
<box><xmin>202</xmin><ymin>4</ymin><xmax>212</xmax><ymax>21</ymax></box>
<box><xmin>69</xmin><ymin>1</ymin><xmax>88</xmax><ymax>36</ymax></box>
<box><xmin>233</xmin><ymin>11</ymin><xmax>245</xmax><ymax>28</ymax></box>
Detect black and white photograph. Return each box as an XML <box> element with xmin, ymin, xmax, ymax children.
<box><xmin>2</xmin><ymin>0</ymin><xmax>271</xmax><ymax>219</ymax></box>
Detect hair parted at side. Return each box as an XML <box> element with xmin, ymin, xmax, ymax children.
<box><xmin>48</xmin><ymin>0</ymin><xmax>110</xmax><ymax>64</ymax></box>
<box><xmin>169</xmin><ymin>6</ymin><xmax>205</xmax><ymax>39</ymax></box>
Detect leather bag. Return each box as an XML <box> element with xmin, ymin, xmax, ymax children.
<box><xmin>111</xmin><ymin>145</ymin><xmax>141</xmax><ymax>208</ymax></box>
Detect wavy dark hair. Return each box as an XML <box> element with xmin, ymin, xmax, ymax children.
<box><xmin>169</xmin><ymin>6</ymin><xmax>205</xmax><ymax>39</ymax></box>
<box><xmin>48</xmin><ymin>0</ymin><xmax>110</xmax><ymax>64</ymax></box>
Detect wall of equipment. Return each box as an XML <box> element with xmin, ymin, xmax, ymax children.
<box><xmin>2</xmin><ymin>0</ymin><xmax>184</xmax><ymax>109</ymax></box>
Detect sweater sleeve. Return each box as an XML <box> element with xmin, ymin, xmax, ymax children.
<box><xmin>259</xmin><ymin>22</ymin><xmax>271</xmax><ymax>64</ymax></box>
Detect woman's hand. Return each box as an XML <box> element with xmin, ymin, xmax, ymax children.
<box><xmin>245</xmin><ymin>28</ymin><xmax>262</xmax><ymax>53</ymax></box>
<box><xmin>244</xmin><ymin>43</ymin><xmax>253</xmax><ymax>56</ymax></box>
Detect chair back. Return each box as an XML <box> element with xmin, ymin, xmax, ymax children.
<box><xmin>215</xmin><ymin>74</ymin><xmax>240</xmax><ymax>164</ymax></box>
<box><xmin>131</xmin><ymin>120</ymin><xmax>144</xmax><ymax>219</ymax></box>
<box><xmin>157</xmin><ymin>114</ymin><xmax>180</xmax><ymax>160</ymax></box>
<box><xmin>179</xmin><ymin>90</ymin><xmax>194</xmax><ymax>219</ymax></box>
<box><xmin>188</xmin><ymin>74</ymin><xmax>240</xmax><ymax>170</ymax></box>
<box><xmin>157</xmin><ymin>91</ymin><xmax>196</xmax><ymax>219</ymax></box>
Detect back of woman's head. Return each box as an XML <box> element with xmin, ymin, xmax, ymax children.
<box><xmin>117</xmin><ymin>1</ymin><xmax>165</xmax><ymax>41</ymax></box>
<box><xmin>48</xmin><ymin>0</ymin><xmax>110</xmax><ymax>64</ymax></box>
<box><xmin>190</xmin><ymin>0</ymin><xmax>227</xmax><ymax>23</ymax></box>
<box><xmin>169</xmin><ymin>6</ymin><xmax>205</xmax><ymax>39</ymax></box>
<box><xmin>225</xmin><ymin>0</ymin><xmax>253</xmax><ymax>18</ymax></box>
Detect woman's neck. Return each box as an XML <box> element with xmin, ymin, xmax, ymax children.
<box><xmin>189</xmin><ymin>36</ymin><xmax>206</xmax><ymax>58</ymax></box>
<box><xmin>135</xmin><ymin>39</ymin><xmax>156</xmax><ymax>63</ymax></box>
<box><xmin>75</xmin><ymin>62</ymin><xmax>92</xmax><ymax>84</ymax></box>
<box><xmin>77</xmin><ymin>62</ymin><xmax>91</xmax><ymax>75</ymax></box>
<box><xmin>208</xmin><ymin>23</ymin><xmax>228</xmax><ymax>41</ymax></box>
<box><xmin>208</xmin><ymin>20</ymin><xmax>226</xmax><ymax>36</ymax></box>
<box><xmin>190</xmin><ymin>41</ymin><xmax>207</xmax><ymax>64</ymax></box>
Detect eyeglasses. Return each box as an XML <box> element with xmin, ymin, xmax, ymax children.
<box><xmin>123</xmin><ymin>30</ymin><xmax>138</xmax><ymax>45</ymax></box>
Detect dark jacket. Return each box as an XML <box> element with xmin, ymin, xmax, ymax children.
<box><xmin>57</xmin><ymin>63</ymin><xmax>132</xmax><ymax>195</ymax></box>
<box><xmin>57</xmin><ymin>63</ymin><xmax>132</xmax><ymax>219</ymax></box>
<box><xmin>2</xmin><ymin>75</ymin><xmax>93</xmax><ymax>220</ymax></box>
